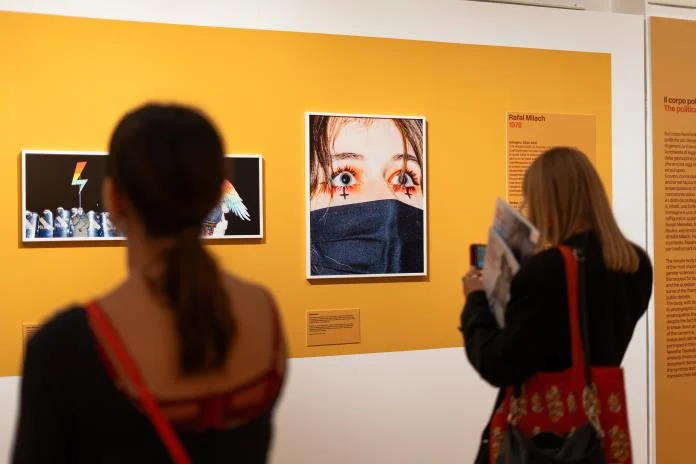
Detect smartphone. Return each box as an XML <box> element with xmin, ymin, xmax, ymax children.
<box><xmin>470</xmin><ymin>244</ymin><xmax>487</xmax><ymax>270</ymax></box>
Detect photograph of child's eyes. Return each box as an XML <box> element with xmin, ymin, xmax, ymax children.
<box><xmin>307</xmin><ymin>113</ymin><xmax>427</xmax><ymax>279</ymax></box>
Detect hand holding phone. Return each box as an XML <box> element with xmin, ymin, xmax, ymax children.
<box><xmin>464</xmin><ymin>246</ymin><xmax>486</xmax><ymax>296</ymax></box>
<box><xmin>470</xmin><ymin>244</ymin><xmax>486</xmax><ymax>270</ymax></box>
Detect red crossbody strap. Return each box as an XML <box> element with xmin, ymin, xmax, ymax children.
<box><xmin>85</xmin><ymin>303</ymin><xmax>192</xmax><ymax>464</ymax></box>
<box><xmin>558</xmin><ymin>246</ymin><xmax>586</xmax><ymax>377</ymax></box>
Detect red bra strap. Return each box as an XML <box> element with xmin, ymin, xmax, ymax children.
<box><xmin>558</xmin><ymin>246</ymin><xmax>586</xmax><ymax>378</ymax></box>
<box><xmin>85</xmin><ymin>302</ymin><xmax>192</xmax><ymax>464</ymax></box>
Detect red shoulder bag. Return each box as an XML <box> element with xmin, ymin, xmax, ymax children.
<box><xmin>489</xmin><ymin>246</ymin><xmax>632</xmax><ymax>463</ymax></box>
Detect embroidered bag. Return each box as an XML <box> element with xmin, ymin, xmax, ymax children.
<box><xmin>489</xmin><ymin>246</ymin><xmax>632</xmax><ymax>464</ymax></box>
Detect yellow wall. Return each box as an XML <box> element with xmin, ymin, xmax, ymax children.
<box><xmin>651</xmin><ymin>16</ymin><xmax>696</xmax><ymax>464</ymax></box>
<box><xmin>0</xmin><ymin>11</ymin><xmax>612</xmax><ymax>376</ymax></box>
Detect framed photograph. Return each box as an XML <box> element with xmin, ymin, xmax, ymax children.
<box><xmin>306</xmin><ymin>112</ymin><xmax>427</xmax><ymax>279</ymax></box>
<box><xmin>21</xmin><ymin>150</ymin><xmax>264</xmax><ymax>243</ymax></box>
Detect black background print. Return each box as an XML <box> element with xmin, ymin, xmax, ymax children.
<box><xmin>24</xmin><ymin>153</ymin><xmax>263</xmax><ymax>237</ymax></box>
<box><xmin>24</xmin><ymin>153</ymin><xmax>107</xmax><ymax>214</ymax></box>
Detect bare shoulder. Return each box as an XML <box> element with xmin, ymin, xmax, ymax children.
<box><xmin>221</xmin><ymin>273</ymin><xmax>278</xmax><ymax>309</ymax></box>
<box><xmin>221</xmin><ymin>273</ymin><xmax>287</xmax><ymax>353</ymax></box>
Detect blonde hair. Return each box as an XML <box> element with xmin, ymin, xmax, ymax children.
<box><xmin>522</xmin><ymin>147</ymin><xmax>639</xmax><ymax>273</ymax></box>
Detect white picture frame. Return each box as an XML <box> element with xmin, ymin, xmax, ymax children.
<box><xmin>305</xmin><ymin>112</ymin><xmax>428</xmax><ymax>280</ymax></box>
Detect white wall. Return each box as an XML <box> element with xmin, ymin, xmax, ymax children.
<box><xmin>648</xmin><ymin>3</ymin><xmax>696</xmax><ymax>19</ymax></box>
<box><xmin>0</xmin><ymin>1</ymin><xmax>648</xmax><ymax>463</ymax></box>
<box><xmin>612</xmin><ymin>0</ymin><xmax>647</xmax><ymax>14</ymax></box>
<box><xmin>0</xmin><ymin>379</ymin><xmax>18</xmax><ymax>464</ymax></box>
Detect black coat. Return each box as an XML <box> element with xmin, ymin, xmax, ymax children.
<box><xmin>460</xmin><ymin>231</ymin><xmax>653</xmax><ymax>463</ymax></box>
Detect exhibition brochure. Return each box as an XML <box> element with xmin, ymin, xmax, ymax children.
<box><xmin>491</xmin><ymin>198</ymin><xmax>539</xmax><ymax>264</ymax></box>
<box><xmin>482</xmin><ymin>198</ymin><xmax>540</xmax><ymax>327</ymax></box>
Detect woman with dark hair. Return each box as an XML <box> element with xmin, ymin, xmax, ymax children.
<box><xmin>12</xmin><ymin>104</ymin><xmax>286</xmax><ymax>463</ymax></box>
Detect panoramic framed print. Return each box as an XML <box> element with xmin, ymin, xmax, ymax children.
<box><xmin>22</xmin><ymin>150</ymin><xmax>263</xmax><ymax>243</ymax></box>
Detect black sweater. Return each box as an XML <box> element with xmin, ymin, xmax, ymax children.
<box><xmin>460</xmin><ymin>232</ymin><xmax>653</xmax><ymax>463</ymax></box>
<box><xmin>12</xmin><ymin>308</ymin><xmax>276</xmax><ymax>464</ymax></box>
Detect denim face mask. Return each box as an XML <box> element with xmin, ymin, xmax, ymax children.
<box><xmin>309</xmin><ymin>199</ymin><xmax>424</xmax><ymax>276</ymax></box>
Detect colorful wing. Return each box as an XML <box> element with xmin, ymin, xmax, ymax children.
<box><xmin>221</xmin><ymin>180</ymin><xmax>251</xmax><ymax>221</ymax></box>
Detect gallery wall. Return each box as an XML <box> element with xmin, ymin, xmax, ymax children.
<box><xmin>0</xmin><ymin>10</ymin><xmax>614</xmax><ymax>371</ymax></box>
<box><xmin>645</xmin><ymin>4</ymin><xmax>696</xmax><ymax>464</ymax></box>
<box><xmin>0</xmin><ymin>1</ymin><xmax>647</xmax><ymax>463</ymax></box>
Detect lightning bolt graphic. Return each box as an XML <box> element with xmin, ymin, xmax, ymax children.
<box><xmin>72</xmin><ymin>162</ymin><xmax>88</xmax><ymax>194</ymax></box>
<box><xmin>72</xmin><ymin>161</ymin><xmax>88</xmax><ymax>209</ymax></box>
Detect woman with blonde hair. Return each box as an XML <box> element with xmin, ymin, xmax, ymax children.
<box><xmin>460</xmin><ymin>147</ymin><xmax>652</xmax><ymax>463</ymax></box>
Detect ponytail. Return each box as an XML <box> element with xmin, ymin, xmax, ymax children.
<box><xmin>108</xmin><ymin>103</ymin><xmax>236</xmax><ymax>374</ymax></box>
<box><xmin>152</xmin><ymin>229</ymin><xmax>236</xmax><ymax>375</ymax></box>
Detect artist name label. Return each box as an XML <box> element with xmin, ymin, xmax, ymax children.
<box><xmin>508</xmin><ymin>113</ymin><xmax>547</xmax><ymax>122</ymax></box>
